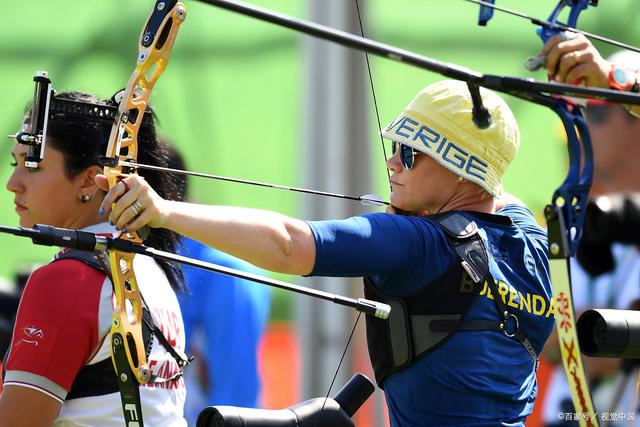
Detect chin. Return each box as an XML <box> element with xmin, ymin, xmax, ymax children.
<box><xmin>20</xmin><ymin>220</ymin><xmax>35</xmax><ymax>228</ymax></box>
<box><xmin>16</xmin><ymin>214</ymin><xmax>33</xmax><ymax>228</ymax></box>
<box><xmin>390</xmin><ymin>197</ymin><xmax>409</xmax><ymax>211</ymax></box>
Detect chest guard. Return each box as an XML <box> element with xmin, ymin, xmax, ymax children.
<box><xmin>52</xmin><ymin>249</ymin><xmax>190</xmax><ymax>399</ymax></box>
<box><xmin>364</xmin><ymin>212</ymin><xmax>537</xmax><ymax>388</ymax></box>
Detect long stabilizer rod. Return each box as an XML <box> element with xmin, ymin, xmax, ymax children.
<box><xmin>0</xmin><ymin>224</ymin><xmax>390</xmax><ymax>319</ymax></box>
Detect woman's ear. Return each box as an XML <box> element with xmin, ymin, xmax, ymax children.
<box><xmin>78</xmin><ymin>165</ymin><xmax>103</xmax><ymax>193</ymax></box>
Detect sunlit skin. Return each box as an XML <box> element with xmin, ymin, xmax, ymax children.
<box><xmin>385</xmin><ymin>146</ymin><xmax>495</xmax><ymax>215</ymax></box>
<box><xmin>6</xmin><ymin>143</ymin><xmax>103</xmax><ymax>229</ymax></box>
<box><xmin>96</xmin><ymin>141</ymin><xmax>510</xmax><ymax>279</ymax></box>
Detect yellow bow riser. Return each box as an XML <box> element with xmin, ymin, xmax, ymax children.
<box><xmin>105</xmin><ymin>1</ymin><xmax>186</xmax><ymax>386</ymax></box>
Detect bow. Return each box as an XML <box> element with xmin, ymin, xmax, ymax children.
<box><xmin>99</xmin><ymin>1</ymin><xmax>186</xmax><ymax>424</ymax></box>
<box><xmin>477</xmin><ymin>2</ymin><xmax>598</xmax><ymax>425</ymax></box>
<box><xmin>536</xmin><ymin>4</ymin><xmax>598</xmax><ymax>426</ymax></box>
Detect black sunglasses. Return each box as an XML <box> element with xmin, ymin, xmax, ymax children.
<box><xmin>391</xmin><ymin>141</ymin><xmax>421</xmax><ymax>170</ymax></box>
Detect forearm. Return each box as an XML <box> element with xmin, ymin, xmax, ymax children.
<box><xmin>161</xmin><ymin>202</ymin><xmax>316</xmax><ymax>275</ymax></box>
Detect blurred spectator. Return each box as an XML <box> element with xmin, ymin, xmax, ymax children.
<box><xmin>540</xmin><ymin>49</ymin><xmax>640</xmax><ymax>427</ymax></box>
<box><xmin>162</xmin><ymin>140</ymin><xmax>272</xmax><ymax>424</ymax></box>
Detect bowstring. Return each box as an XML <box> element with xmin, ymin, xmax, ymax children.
<box><xmin>462</xmin><ymin>0</ymin><xmax>640</xmax><ymax>54</ymax></box>
<box><xmin>355</xmin><ymin>0</ymin><xmax>392</xmax><ymax>193</ymax></box>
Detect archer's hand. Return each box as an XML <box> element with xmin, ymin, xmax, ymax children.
<box><xmin>96</xmin><ymin>174</ymin><xmax>170</xmax><ymax>232</ymax></box>
<box><xmin>541</xmin><ymin>32</ymin><xmax>610</xmax><ymax>87</ymax></box>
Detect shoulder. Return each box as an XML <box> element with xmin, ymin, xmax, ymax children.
<box><xmin>5</xmin><ymin>260</ymin><xmax>110</xmax><ymax>396</ymax></box>
<box><xmin>497</xmin><ymin>204</ymin><xmax>546</xmax><ymax>238</ymax></box>
<box><xmin>26</xmin><ymin>258</ymin><xmax>106</xmax><ymax>297</ymax></box>
<box><xmin>360</xmin><ymin>212</ymin><xmax>446</xmax><ymax>235</ymax></box>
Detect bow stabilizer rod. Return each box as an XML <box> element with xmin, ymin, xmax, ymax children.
<box><xmin>194</xmin><ymin>0</ymin><xmax>640</xmax><ymax>108</ymax></box>
<box><xmin>0</xmin><ymin>224</ymin><xmax>391</xmax><ymax>320</ymax></box>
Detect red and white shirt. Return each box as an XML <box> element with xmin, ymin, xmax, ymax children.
<box><xmin>3</xmin><ymin>223</ymin><xmax>187</xmax><ymax>426</ymax></box>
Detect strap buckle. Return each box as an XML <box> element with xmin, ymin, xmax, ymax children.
<box><xmin>500</xmin><ymin>312</ymin><xmax>520</xmax><ymax>338</ymax></box>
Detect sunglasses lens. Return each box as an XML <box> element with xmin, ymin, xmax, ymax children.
<box><xmin>401</xmin><ymin>144</ymin><xmax>414</xmax><ymax>169</ymax></box>
<box><xmin>390</xmin><ymin>141</ymin><xmax>415</xmax><ymax>169</ymax></box>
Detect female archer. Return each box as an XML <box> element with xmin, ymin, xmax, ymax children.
<box><xmin>101</xmin><ymin>80</ymin><xmax>554</xmax><ymax>426</ymax></box>
<box><xmin>0</xmin><ymin>89</ymin><xmax>188</xmax><ymax>426</ymax></box>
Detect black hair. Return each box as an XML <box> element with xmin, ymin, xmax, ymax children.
<box><xmin>159</xmin><ymin>138</ymin><xmax>188</xmax><ymax>202</ymax></box>
<box><xmin>43</xmin><ymin>91</ymin><xmax>185</xmax><ymax>292</ymax></box>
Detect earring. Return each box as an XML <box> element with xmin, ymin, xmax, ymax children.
<box><xmin>458</xmin><ymin>176</ymin><xmax>464</xmax><ymax>183</ymax></box>
<box><xmin>80</xmin><ymin>194</ymin><xmax>92</xmax><ymax>203</ymax></box>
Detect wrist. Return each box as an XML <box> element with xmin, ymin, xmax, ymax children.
<box><xmin>154</xmin><ymin>198</ymin><xmax>173</xmax><ymax>229</ymax></box>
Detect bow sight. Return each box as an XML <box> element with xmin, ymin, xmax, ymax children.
<box><xmin>10</xmin><ymin>71</ymin><xmax>51</xmax><ymax>169</ymax></box>
<box><xmin>8</xmin><ymin>71</ymin><xmax>154</xmax><ymax>170</ymax></box>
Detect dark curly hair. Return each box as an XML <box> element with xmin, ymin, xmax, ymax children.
<box><xmin>41</xmin><ymin>91</ymin><xmax>184</xmax><ymax>291</ymax></box>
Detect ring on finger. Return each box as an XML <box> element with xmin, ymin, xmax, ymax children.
<box><xmin>130</xmin><ymin>200</ymin><xmax>144</xmax><ymax>217</ymax></box>
<box><xmin>573</xmin><ymin>51</ymin><xmax>582</xmax><ymax>64</ymax></box>
<box><xmin>121</xmin><ymin>180</ymin><xmax>129</xmax><ymax>194</ymax></box>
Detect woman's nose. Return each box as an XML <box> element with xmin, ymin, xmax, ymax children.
<box><xmin>6</xmin><ymin>168</ymin><xmax>24</xmax><ymax>194</ymax></box>
<box><xmin>386</xmin><ymin>147</ymin><xmax>402</xmax><ymax>172</ymax></box>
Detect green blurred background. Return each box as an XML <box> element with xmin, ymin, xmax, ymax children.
<box><xmin>1</xmin><ymin>0</ymin><xmax>638</xmax><ymax>318</ymax></box>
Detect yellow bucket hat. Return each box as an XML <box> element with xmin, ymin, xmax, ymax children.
<box><xmin>381</xmin><ymin>80</ymin><xmax>520</xmax><ymax>197</ymax></box>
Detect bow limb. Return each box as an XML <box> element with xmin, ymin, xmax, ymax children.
<box><xmin>100</xmin><ymin>1</ymin><xmax>186</xmax><ymax>421</ymax></box>
<box><xmin>475</xmin><ymin>1</ymin><xmax>599</xmax><ymax>424</ymax></box>
<box><xmin>538</xmin><ymin>4</ymin><xmax>598</xmax><ymax>427</ymax></box>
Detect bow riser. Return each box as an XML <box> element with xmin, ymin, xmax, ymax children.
<box><xmin>537</xmin><ymin>0</ymin><xmax>595</xmax><ymax>43</ymax></box>
<box><xmin>105</xmin><ymin>0</ymin><xmax>186</xmax><ymax>390</ymax></box>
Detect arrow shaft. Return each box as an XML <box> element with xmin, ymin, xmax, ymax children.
<box><xmin>120</xmin><ymin>160</ymin><xmax>388</xmax><ymax>205</ymax></box>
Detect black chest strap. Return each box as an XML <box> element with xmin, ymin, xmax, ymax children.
<box><xmin>52</xmin><ymin>250</ymin><xmax>191</xmax><ymax>399</ymax></box>
<box><xmin>364</xmin><ymin>212</ymin><xmax>537</xmax><ymax>387</ymax></box>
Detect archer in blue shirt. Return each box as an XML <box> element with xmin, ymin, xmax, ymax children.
<box><xmin>101</xmin><ymin>80</ymin><xmax>552</xmax><ymax>426</ymax></box>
